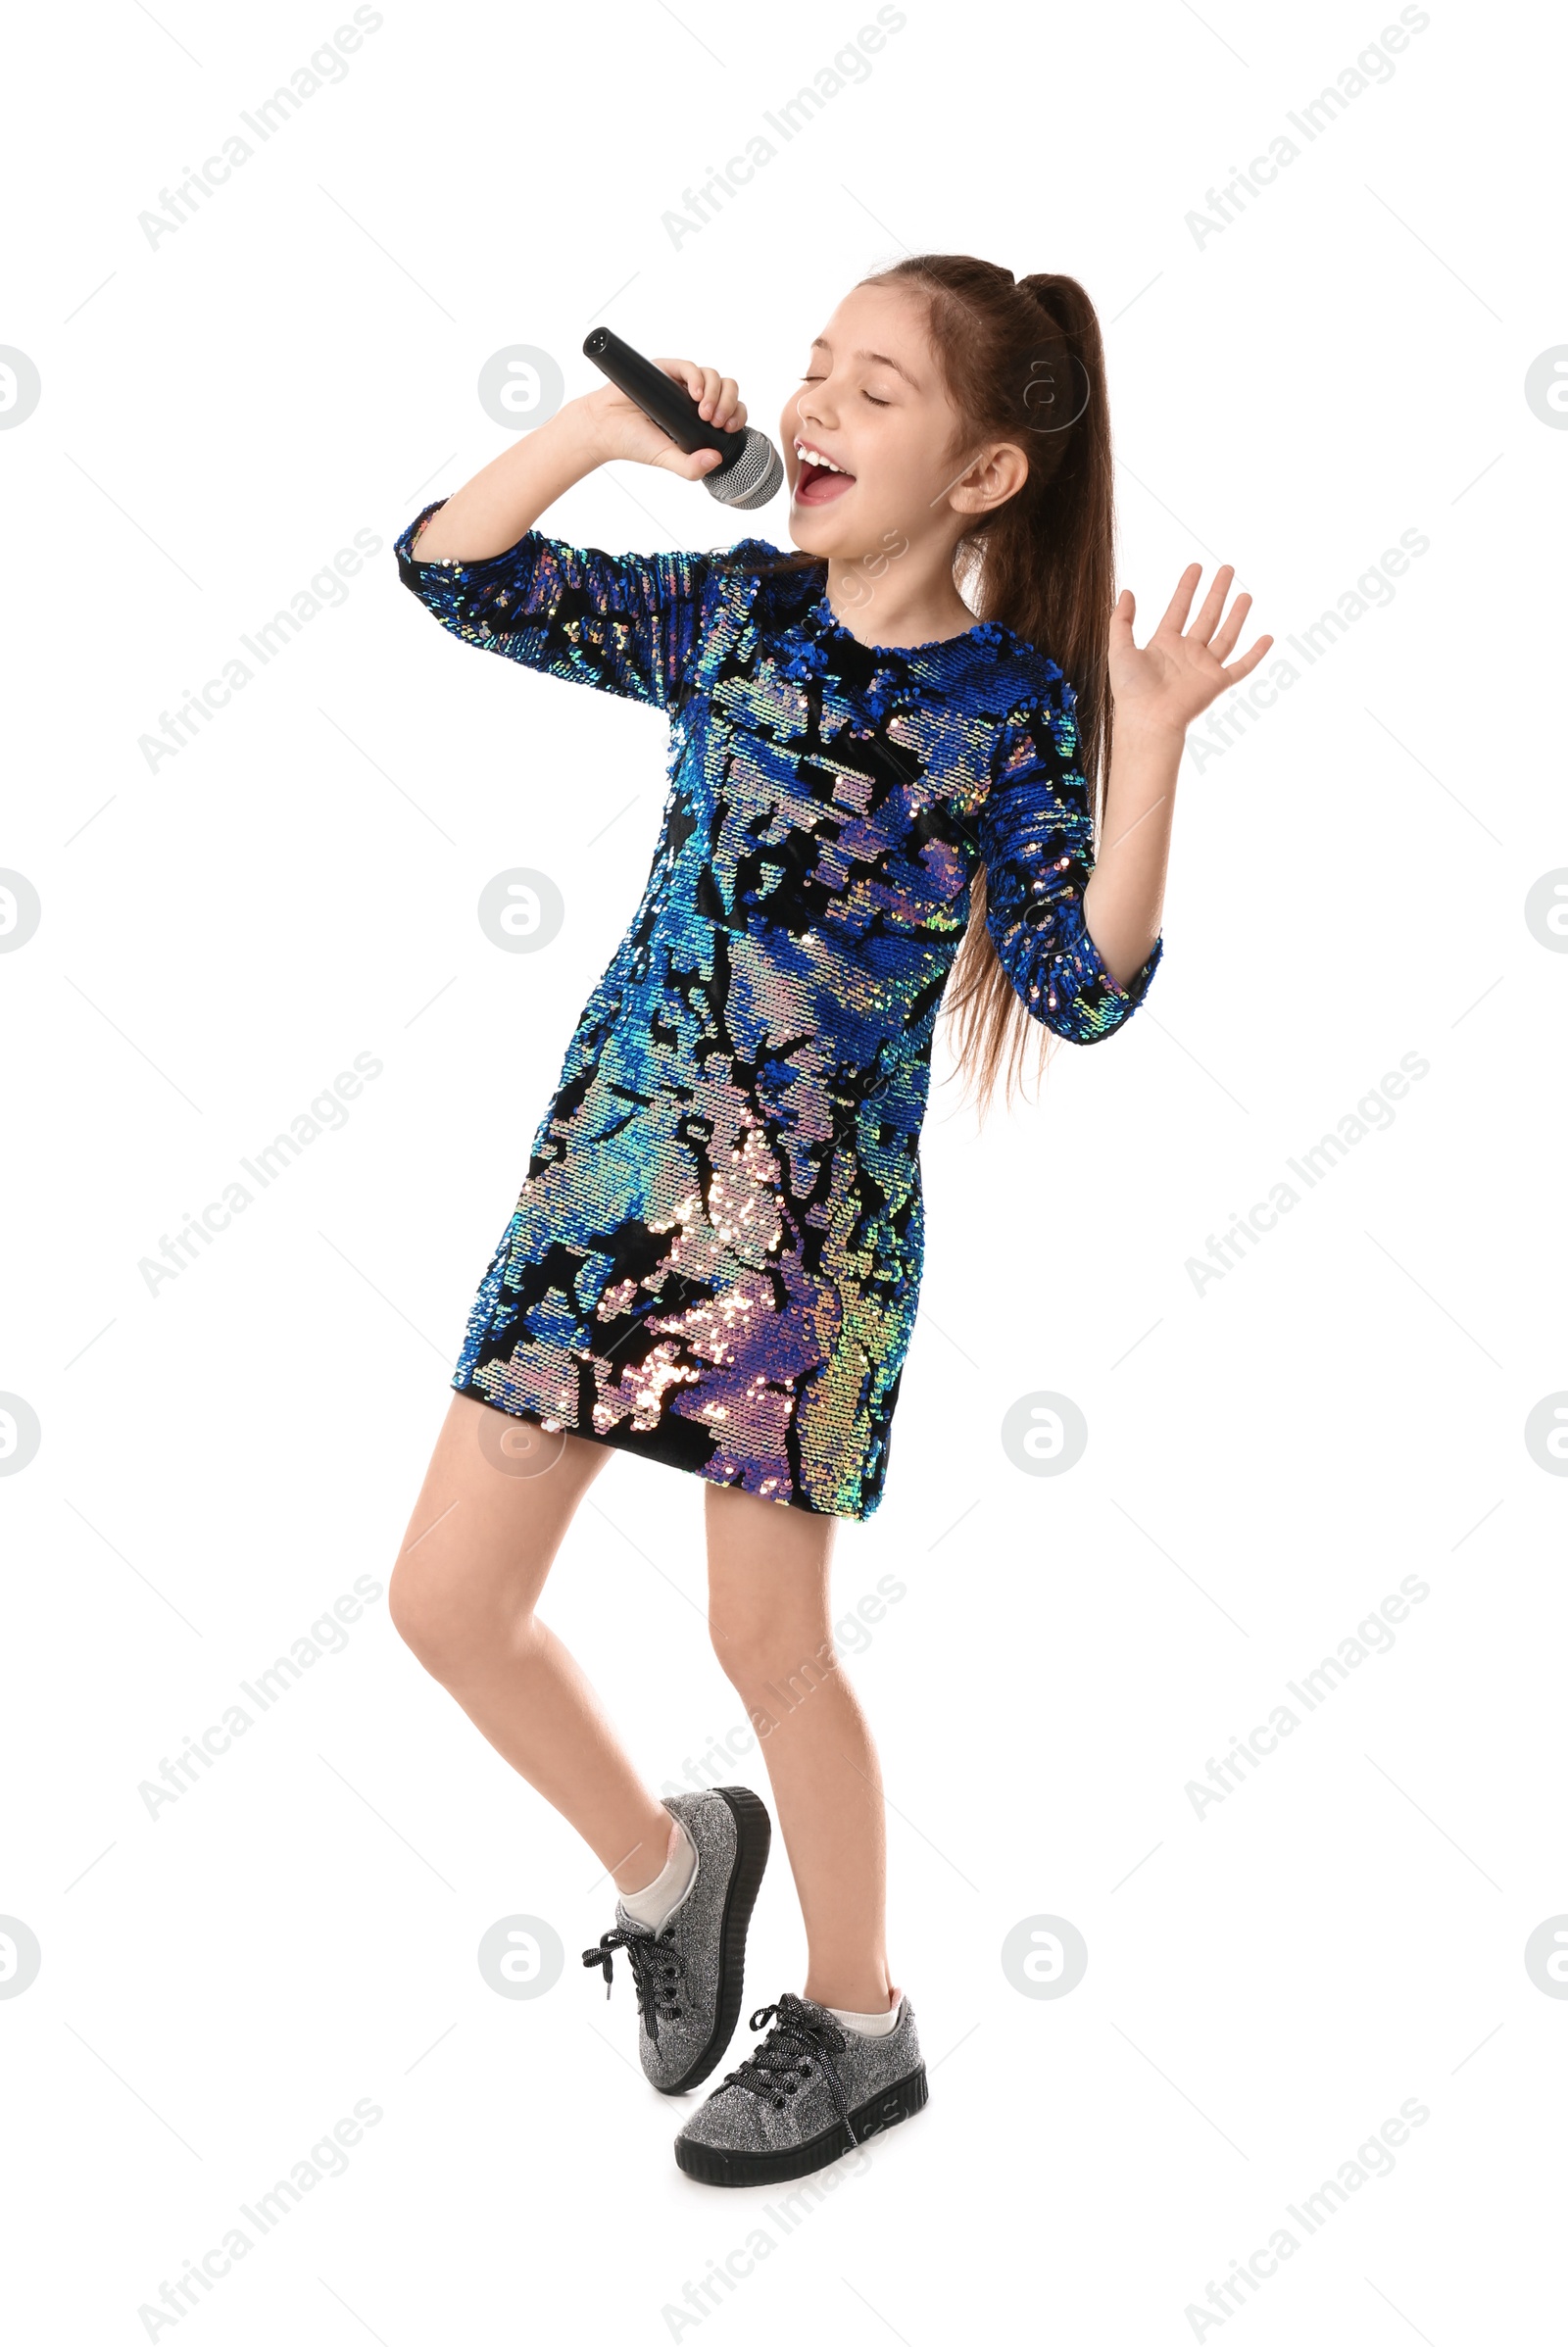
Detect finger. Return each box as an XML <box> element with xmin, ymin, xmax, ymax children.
<box><xmin>712</xmin><ymin>376</ymin><xmax>743</xmax><ymax>431</ymax></box>
<box><xmin>1188</xmin><ymin>563</ymin><xmax>1236</xmax><ymax>646</ymax></box>
<box><xmin>1154</xmin><ymin>562</ymin><xmax>1203</xmax><ymax>637</ymax></box>
<box><xmin>695</xmin><ymin>365</ymin><xmax>723</xmax><ymax>420</ymax></box>
<box><xmin>1208</xmin><ymin>591</ymin><xmax>1252</xmax><ymax>663</ymax></box>
<box><xmin>1110</xmin><ymin>587</ymin><xmax>1137</xmax><ymax>640</ymax></box>
<box><xmin>1221</xmin><ymin>634</ymin><xmax>1274</xmax><ymax>686</ymax></box>
<box><xmin>655</xmin><ymin>444</ymin><xmax>720</xmax><ymax>478</ymax></box>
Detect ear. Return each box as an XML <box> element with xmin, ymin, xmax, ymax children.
<box><xmin>948</xmin><ymin>439</ymin><xmax>1030</xmax><ymax>517</ymax></box>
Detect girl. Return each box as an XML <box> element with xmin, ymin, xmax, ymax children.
<box><xmin>388</xmin><ymin>255</ymin><xmax>1269</xmax><ymax>2187</ymax></box>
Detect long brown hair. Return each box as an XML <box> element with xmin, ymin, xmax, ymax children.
<box><xmin>867</xmin><ymin>256</ymin><xmax>1115</xmax><ymax>1112</ymax></box>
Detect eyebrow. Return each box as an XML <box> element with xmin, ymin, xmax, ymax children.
<box><xmin>809</xmin><ymin>335</ymin><xmax>920</xmax><ymax>390</ymax></box>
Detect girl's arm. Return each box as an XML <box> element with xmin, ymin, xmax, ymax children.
<box><xmin>1081</xmin><ymin>720</ymin><xmax>1183</xmax><ymax>991</ymax></box>
<box><xmin>411</xmin><ymin>361</ymin><xmax>748</xmax><ymax>562</ymax></box>
<box><xmin>1083</xmin><ymin>562</ymin><xmax>1273</xmax><ymax>987</ymax></box>
<box><xmin>395</xmin><ymin>358</ymin><xmax>756</xmax><ymax>711</ymax></box>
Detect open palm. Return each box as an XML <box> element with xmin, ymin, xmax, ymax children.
<box><xmin>1108</xmin><ymin>562</ymin><xmax>1272</xmax><ymax>737</ymax></box>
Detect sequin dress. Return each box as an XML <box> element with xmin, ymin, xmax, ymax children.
<box><xmin>394</xmin><ymin>503</ymin><xmax>1162</xmax><ymax>1519</ymax></box>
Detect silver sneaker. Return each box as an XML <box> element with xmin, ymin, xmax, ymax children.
<box><xmin>581</xmin><ymin>1786</ymin><xmax>771</xmax><ymax>2095</ymax></box>
<box><xmin>674</xmin><ymin>1988</ymin><xmax>928</xmax><ymax>2185</ymax></box>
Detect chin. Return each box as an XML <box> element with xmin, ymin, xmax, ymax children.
<box><xmin>786</xmin><ymin>502</ymin><xmax>869</xmax><ymax>560</ymax></box>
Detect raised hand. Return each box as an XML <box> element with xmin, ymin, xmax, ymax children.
<box><xmin>583</xmin><ymin>358</ymin><xmax>747</xmax><ymax>481</ymax></box>
<box><xmin>1108</xmin><ymin>563</ymin><xmax>1272</xmax><ymax>740</ymax></box>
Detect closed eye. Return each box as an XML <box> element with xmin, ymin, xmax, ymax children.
<box><xmin>799</xmin><ymin>372</ymin><xmax>892</xmax><ymax>408</ymax></box>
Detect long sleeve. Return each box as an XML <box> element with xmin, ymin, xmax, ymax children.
<box><xmin>393</xmin><ymin>498</ymin><xmax>715</xmax><ymax>713</ymax></box>
<box><xmin>976</xmin><ymin>671</ymin><xmax>1162</xmax><ymax>1045</ymax></box>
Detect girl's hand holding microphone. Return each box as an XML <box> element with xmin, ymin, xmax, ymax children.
<box><xmin>582</xmin><ymin>359</ymin><xmax>747</xmax><ymax>478</ymax></box>
<box><xmin>406</xmin><ymin>358</ymin><xmax>747</xmax><ymax>562</ymax></box>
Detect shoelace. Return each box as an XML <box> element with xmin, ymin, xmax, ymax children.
<box><xmin>719</xmin><ymin>1992</ymin><xmax>857</xmax><ymax>2142</ymax></box>
<box><xmin>581</xmin><ymin>1927</ymin><xmax>687</xmax><ymax>2043</ymax></box>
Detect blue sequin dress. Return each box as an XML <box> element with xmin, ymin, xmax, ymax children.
<box><xmin>395</xmin><ymin>503</ymin><xmax>1161</xmax><ymax>1518</ymax></box>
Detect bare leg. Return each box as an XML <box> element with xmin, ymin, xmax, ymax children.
<box><xmin>388</xmin><ymin>1394</ymin><xmax>673</xmax><ymax>1892</ymax></box>
<box><xmin>705</xmin><ymin>1483</ymin><xmax>892</xmax><ymax>2015</ymax></box>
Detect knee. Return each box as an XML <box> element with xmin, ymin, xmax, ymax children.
<box><xmin>709</xmin><ymin>1609</ymin><xmax>837</xmax><ymax>1703</ymax></box>
<box><xmin>386</xmin><ymin>1551</ymin><xmax>456</xmax><ymax>1671</ymax></box>
<box><xmin>708</xmin><ymin>1601</ymin><xmax>762</xmax><ymax>1690</ymax></box>
<box><xmin>388</xmin><ymin>1549</ymin><xmax>532</xmax><ymax>1680</ymax></box>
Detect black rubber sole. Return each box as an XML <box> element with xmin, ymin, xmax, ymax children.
<box><xmin>659</xmin><ymin>1785</ymin><xmax>771</xmax><ymax>2096</ymax></box>
<box><xmin>674</xmin><ymin>2060</ymin><xmax>929</xmax><ymax>2185</ymax></box>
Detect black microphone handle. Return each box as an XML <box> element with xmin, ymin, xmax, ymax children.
<box><xmin>581</xmin><ymin>327</ymin><xmax>749</xmax><ymax>465</ymax></box>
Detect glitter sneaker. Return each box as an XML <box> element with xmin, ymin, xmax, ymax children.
<box><xmin>673</xmin><ymin>1988</ymin><xmax>928</xmax><ymax>2185</ymax></box>
<box><xmin>581</xmin><ymin>1786</ymin><xmax>771</xmax><ymax>2096</ymax></box>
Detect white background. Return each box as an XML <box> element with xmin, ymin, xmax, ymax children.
<box><xmin>3</xmin><ymin>0</ymin><xmax>1563</xmax><ymax>2338</ymax></box>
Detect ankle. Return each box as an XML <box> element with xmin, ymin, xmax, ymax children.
<box><xmin>616</xmin><ymin>1814</ymin><xmax>698</xmax><ymax>1931</ymax></box>
<box><xmin>612</xmin><ymin>1813</ymin><xmax>681</xmax><ymax>1897</ymax></box>
<box><xmin>804</xmin><ymin>1969</ymin><xmax>895</xmax><ymax>2016</ymax></box>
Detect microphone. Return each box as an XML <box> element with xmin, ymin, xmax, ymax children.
<box><xmin>581</xmin><ymin>326</ymin><xmax>783</xmax><ymax>511</ymax></box>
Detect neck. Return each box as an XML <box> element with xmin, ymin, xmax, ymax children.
<box><xmin>819</xmin><ymin>542</ymin><xmax>975</xmax><ymax>649</ymax></box>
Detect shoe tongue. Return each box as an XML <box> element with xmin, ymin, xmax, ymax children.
<box><xmin>612</xmin><ymin>1903</ymin><xmax>656</xmax><ymax>1937</ymax></box>
<box><xmin>779</xmin><ymin>1989</ymin><xmax>834</xmax><ymax>2029</ymax></box>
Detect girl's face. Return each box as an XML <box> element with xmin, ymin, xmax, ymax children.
<box><xmin>780</xmin><ymin>282</ymin><xmax>973</xmax><ymax>564</ymax></box>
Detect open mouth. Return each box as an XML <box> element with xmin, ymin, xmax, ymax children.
<box><xmin>793</xmin><ymin>442</ymin><xmax>857</xmax><ymax>506</ymax></box>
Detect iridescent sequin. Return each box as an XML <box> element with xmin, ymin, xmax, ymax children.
<box><xmin>395</xmin><ymin>508</ymin><xmax>1161</xmax><ymax>1518</ymax></box>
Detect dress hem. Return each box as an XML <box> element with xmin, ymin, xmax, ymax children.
<box><xmin>449</xmin><ymin>1369</ymin><xmax>878</xmax><ymax>1525</ymax></box>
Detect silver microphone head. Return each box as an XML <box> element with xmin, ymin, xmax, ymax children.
<box><xmin>705</xmin><ymin>427</ymin><xmax>783</xmax><ymax>510</ymax></box>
